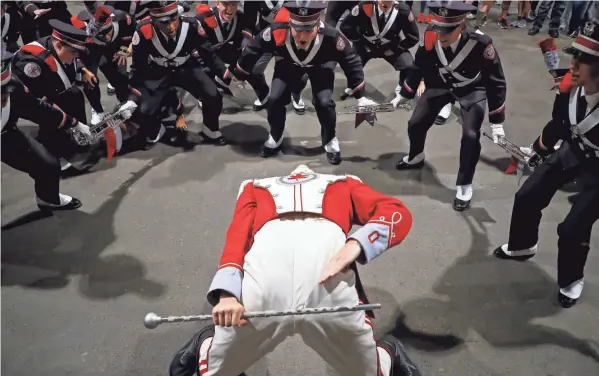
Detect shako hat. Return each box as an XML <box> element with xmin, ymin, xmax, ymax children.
<box><xmin>427</xmin><ymin>1</ymin><xmax>476</xmax><ymax>34</ymax></box>
<box><xmin>564</xmin><ymin>21</ymin><xmax>599</xmax><ymax>61</ymax></box>
<box><xmin>49</xmin><ymin>19</ymin><xmax>89</xmax><ymax>51</ymax></box>
<box><xmin>283</xmin><ymin>0</ymin><xmax>327</xmax><ymax>32</ymax></box>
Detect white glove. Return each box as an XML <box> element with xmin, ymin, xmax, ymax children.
<box><xmin>119</xmin><ymin>100</ymin><xmax>138</xmax><ymax>120</ymax></box>
<box><xmin>490</xmin><ymin>123</ymin><xmax>505</xmax><ymax>143</ymax></box>
<box><xmin>358</xmin><ymin>97</ymin><xmax>378</xmax><ymax>107</ymax></box>
<box><xmin>391</xmin><ymin>94</ymin><xmax>409</xmax><ymax>109</ymax></box>
<box><xmin>75</xmin><ymin>122</ymin><xmax>93</xmax><ymax>142</ymax></box>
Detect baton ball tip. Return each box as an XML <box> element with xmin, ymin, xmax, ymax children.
<box><xmin>143</xmin><ymin>312</ymin><xmax>161</xmax><ymax>329</ymax></box>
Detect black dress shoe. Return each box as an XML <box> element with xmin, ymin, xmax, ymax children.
<box><xmin>377</xmin><ymin>334</ymin><xmax>424</xmax><ymax>376</ymax></box>
<box><xmin>493</xmin><ymin>245</ymin><xmax>535</xmax><ymax>261</ymax></box>
<box><xmin>340</xmin><ymin>91</ymin><xmax>351</xmax><ymax>101</ymax></box>
<box><xmin>452</xmin><ymin>198</ymin><xmax>471</xmax><ymax>211</ymax></box>
<box><xmin>326</xmin><ymin>151</ymin><xmax>342</xmax><ymax>165</ymax></box>
<box><xmin>434</xmin><ymin>115</ymin><xmax>448</xmax><ymax>125</ymax></box>
<box><xmin>557</xmin><ymin>291</ymin><xmax>578</xmax><ymax>308</ymax></box>
<box><xmin>252</xmin><ymin>102</ymin><xmax>267</xmax><ymax>111</ymax></box>
<box><xmin>169</xmin><ymin>324</ymin><xmax>214</xmax><ymax>376</ymax></box>
<box><xmin>106</xmin><ymin>86</ymin><xmax>116</xmax><ymax>96</ymax></box>
<box><xmin>199</xmin><ymin>132</ymin><xmax>228</xmax><ymax>146</ymax></box>
<box><xmin>260</xmin><ymin>145</ymin><xmax>281</xmax><ymax>158</ymax></box>
<box><xmin>548</xmin><ymin>28</ymin><xmax>559</xmax><ymax>38</ymax></box>
<box><xmin>38</xmin><ymin>197</ymin><xmax>82</xmax><ymax>212</ymax></box>
<box><xmin>528</xmin><ymin>27</ymin><xmax>540</xmax><ymax>35</ymax></box>
<box><xmin>395</xmin><ymin>159</ymin><xmax>424</xmax><ymax>170</ymax></box>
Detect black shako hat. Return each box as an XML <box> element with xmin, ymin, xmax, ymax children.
<box><xmin>146</xmin><ymin>1</ymin><xmax>183</xmax><ymax>21</ymax></box>
<box><xmin>564</xmin><ymin>21</ymin><xmax>599</xmax><ymax>61</ymax></box>
<box><xmin>49</xmin><ymin>19</ymin><xmax>89</xmax><ymax>51</ymax></box>
<box><xmin>427</xmin><ymin>1</ymin><xmax>476</xmax><ymax>34</ymax></box>
<box><xmin>283</xmin><ymin>0</ymin><xmax>327</xmax><ymax>32</ymax></box>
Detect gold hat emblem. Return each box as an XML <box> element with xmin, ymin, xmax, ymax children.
<box><xmin>439</xmin><ymin>8</ymin><xmax>449</xmax><ymax>17</ymax></box>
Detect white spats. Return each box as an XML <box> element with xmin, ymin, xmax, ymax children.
<box><xmin>394</xmin><ymin>83</ymin><xmax>401</xmax><ymax>96</ymax></box>
<box><xmin>500</xmin><ymin>243</ymin><xmax>537</xmax><ymax>257</ymax></box>
<box><xmin>324</xmin><ymin>137</ymin><xmax>340</xmax><ymax>153</ymax></box>
<box><xmin>402</xmin><ymin>152</ymin><xmax>424</xmax><ymax>164</ymax></box>
<box><xmin>201</xmin><ymin>127</ymin><xmax>223</xmax><ymax>140</ymax></box>
<box><xmin>253</xmin><ymin>95</ymin><xmax>269</xmax><ymax>107</ymax></box>
<box><xmin>59</xmin><ymin>158</ymin><xmax>72</xmax><ymax>171</ymax></box>
<box><xmin>107</xmin><ymin>83</ymin><xmax>115</xmax><ymax>90</ymax></box>
<box><xmin>438</xmin><ymin>102</ymin><xmax>452</xmax><ymax>119</ymax></box>
<box><xmin>148</xmin><ymin>124</ymin><xmax>166</xmax><ymax>143</ymax></box>
<box><xmin>198</xmin><ymin>336</ymin><xmax>213</xmax><ymax>375</ymax></box>
<box><xmin>90</xmin><ymin>108</ymin><xmax>106</xmax><ymax>126</ymax></box>
<box><xmin>377</xmin><ymin>346</ymin><xmax>392</xmax><ymax>376</ymax></box>
<box><xmin>36</xmin><ymin>193</ymin><xmax>73</xmax><ymax>207</ymax></box>
<box><xmin>292</xmin><ymin>95</ymin><xmax>305</xmax><ymax>109</ymax></box>
<box><xmin>560</xmin><ymin>279</ymin><xmax>584</xmax><ymax>299</ymax></box>
<box><xmin>264</xmin><ymin>133</ymin><xmax>283</xmax><ymax>149</ymax></box>
<box><xmin>456</xmin><ymin>184</ymin><xmax>473</xmax><ymax>201</ymax></box>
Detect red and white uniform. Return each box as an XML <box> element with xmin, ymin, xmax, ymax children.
<box><xmin>201</xmin><ymin>165</ymin><xmax>412</xmax><ymax>376</ymax></box>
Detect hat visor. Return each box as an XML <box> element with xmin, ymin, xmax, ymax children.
<box><xmin>563</xmin><ymin>45</ymin><xmax>580</xmax><ymax>56</ymax></box>
<box><xmin>152</xmin><ymin>5</ymin><xmax>183</xmax><ymax>21</ymax></box>
<box><xmin>290</xmin><ymin>22</ymin><xmax>318</xmax><ymax>32</ymax></box>
<box><xmin>429</xmin><ymin>23</ymin><xmax>459</xmax><ymax>34</ymax></box>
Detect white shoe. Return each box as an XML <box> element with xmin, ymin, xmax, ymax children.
<box><xmin>90</xmin><ymin>109</ymin><xmax>106</xmax><ymax>126</ymax></box>
<box><xmin>197</xmin><ymin>100</ymin><xmax>203</xmax><ymax>109</ymax></box>
<box><xmin>292</xmin><ymin>95</ymin><xmax>305</xmax><ymax>111</ymax></box>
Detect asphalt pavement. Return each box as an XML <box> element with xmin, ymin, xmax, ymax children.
<box><xmin>2</xmin><ymin>7</ymin><xmax>599</xmax><ymax>376</ymax></box>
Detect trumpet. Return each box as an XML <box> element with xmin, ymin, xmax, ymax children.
<box><xmin>483</xmin><ymin>132</ymin><xmax>542</xmax><ymax>170</ymax></box>
<box><xmin>337</xmin><ymin>102</ymin><xmax>396</xmax><ymax>115</ymax></box>
<box><xmin>70</xmin><ymin>108</ymin><xmax>128</xmax><ymax>146</ymax></box>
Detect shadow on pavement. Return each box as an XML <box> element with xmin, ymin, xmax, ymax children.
<box><xmin>1</xmin><ymin>157</ymin><xmax>169</xmax><ymax>300</ymax></box>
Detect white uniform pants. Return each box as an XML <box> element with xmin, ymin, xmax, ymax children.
<box><xmin>201</xmin><ymin>217</ymin><xmax>381</xmax><ymax>376</ymax></box>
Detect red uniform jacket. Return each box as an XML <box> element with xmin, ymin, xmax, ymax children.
<box><xmin>207</xmin><ymin>166</ymin><xmax>413</xmax><ymax>311</ymax></box>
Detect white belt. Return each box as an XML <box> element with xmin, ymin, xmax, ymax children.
<box><xmin>150</xmin><ymin>55</ymin><xmax>190</xmax><ymax>67</ymax></box>
<box><xmin>439</xmin><ymin>69</ymin><xmax>481</xmax><ymax>88</ymax></box>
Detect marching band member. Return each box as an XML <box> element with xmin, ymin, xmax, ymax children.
<box><xmin>195</xmin><ymin>1</ymin><xmax>270</xmax><ymax>112</ymax></box>
<box><xmin>325</xmin><ymin>0</ymin><xmax>359</xmax><ymax>28</ymax></box>
<box><xmin>394</xmin><ymin>1</ymin><xmax>507</xmax><ymax>212</ymax></box>
<box><xmin>242</xmin><ymin>0</ymin><xmax>308</xmax><ymax>114</ymax></box>
<box><xmin>18</xmin><ymin>1</ymin><xmax>73</xmax><ymax>44</ymax></box>
<box><xmin>494</xmin><ymin>22</ymin><xmax>599</xmax><ymax>309</ymax></box>
<box><xmin>1</xmin><ymin>2</ymin><xmax>22</xmax><ymax>53</ymax></box>
<box><xmin>129</xmin><ymin>0</ymin><xmax>230</xmax><ymax>146</ymax></box>
<box><xmin>229</xmin><ymin>0</ymin><xmax>370</xmax><ymax>165</ymax></box>
<box><xmin>340</xmin><ymin>0</ymin><xmax>420</xmax><ymax>100</ymax></box>
<box><xmin>169</xmin><ymin>164</ymin><xmax>420</xmax><ymax>376</ymax></box>
<box><xmin>11</xmin><ymin>19</ymin><xmax>92</xmax><ymax>168</ymax></box>
<box><xmin>73</xmin><ymin>5</ymin><xmax>137</xmax><ymax>125</ymax></box>
<box><xmin>1</xmin><ymin>51</ymin><xmax>90</xmax><ymax>212</ymax></box>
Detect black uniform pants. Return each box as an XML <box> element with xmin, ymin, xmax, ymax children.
<box><xmin>135</xmin><ymin>63</ymin><xmax>222</xmax><ymax>138</ymax></box>
<box><xmin>407</xmin><ymin>89</ymin><xmax>486</xmax><ymax>185</ymax></box>
<box><xmin>216</xmin><ymin>46</ymin><xmax>270</xmax><ymax>102</ymax></box>
<box><xmin>533</xmin><ymin>0</ymin><xmax>566</xmax><ymax>29</ymax></box>
<box><xmin>268</xmin><ymin>61</ymin><xmax>336</xmax><ymax>146</ymax></box>
<box><xmin>507</xmin><ymin>144</ymin><xmax>599</xmax><ymax>289</ymax></box>
<box><xmin>84</xmin><ymin>54</ymin><xmax>130</xmax><ymax>113</ymax></box>
<box><xmin>356</xmin><ymin>44</ymin><xmax>414</xmax><ymax>86</ymax></box>
<box><xmin>253</xmin><ymin>53</ymin><xmax>307</xmax><ymax>101</ymax></box>
<box><xmin>1</xmin><ymin>127</ymin><xmax>61</xmax><ymax>204</ymax></box>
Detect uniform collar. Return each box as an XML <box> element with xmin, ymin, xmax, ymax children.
<box><xmin>450</xmin><ymin>34</ymin><xmax>462</xmax><ymax>53</ymax></box>
<box><xmin>582</xmin><ymin>88</ymin><xmax>599</xmax><ymax>110</ymax></box>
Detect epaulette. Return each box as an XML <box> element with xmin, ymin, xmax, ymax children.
<box><xmin>394</xmin><ymin>1</ymin><xmax>410</xmax><ymax>12</ymax></box>
<box><xmin>272</xmin><ymin>7</ymin><xmax>290</xmax><ymax>46</ymax></box>
<box><xmin>138</xmin><ymin>17</ymin><xmax>152</xmax><ymax>39</ymax></box>
<box><xmin>195</xmin><ymin>3</ymin><xmax>217</xmax><ymax>28</ymax></box>
<box><xmin>20</xmin><ymin>44</ymin><xmax>58</xmax><ymax>72</ymax></box>
<box><xmin>70</xmin><ymin>15</ymin><xmax>87</xmax><ymax>30</ymax></box>
<box><xmin>421</xmin><ymin>29</ymin><xmax>437</xmax><ymax>51</ymax></box>
<box><xmin>111</xmin><ymin>10</ymin><xmax>131</xmax><ymax>25</ymax></box>
<box><xmin>361</xmin><ymin>2</ymin><xmax>375</xmax><ymax>17</ymax></box>
<box><xmin>468</xmin><ymin>28</ymin><xmax>491</xmax><ymax>44</ymax></box>
<box><xmin>237</xmin><ymin>179</ymin><xmax>254</xmax><ymax>199</ymax></box>
<box><xmin>558</xmin><ymin>72</ymin><xmax>573</xmax><ymax>94</ymax></box>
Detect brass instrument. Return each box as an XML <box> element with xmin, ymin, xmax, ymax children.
<box><xmin>337</xmin><ymin>102</ymin><xmax>398</xmax><ymax>115</ymax></box>
<box><xmin>483</xmin><ymin>132</ymin><xmax>540</xmax><ymax>169</ymax></box>
<box><xmin>70</xmin><ymin>108</ymin><xmax>128</xmax><ymax>146</ymax></box>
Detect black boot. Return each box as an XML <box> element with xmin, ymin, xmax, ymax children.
<box><xmin>169</xmin><ymin>325</ymin><xmax>214</xmax><ymax>376</ymax></box>
<box><xmin>452</xmin><ymin>198</ymin><xmax>471</xmax><ymax>212</ymax></box>
<box><xmin>37</xmin><ymin>197</ymin><xmax>82</xmax><ymax>212</ymax></box>
<box><xmin>326</xmin><ymin>151</ymin><xmax>342</xmax><ymax>165</ymax></box>
<box><xmin>528</xmin><ymin>26</ymin><xmax>540</xmax><ymax>35</ymax></box>
<box><xmin>557</xmin><ymin>291</ymin><xmax>578</xmax><ymax>308</ymax></box>
<box><xmin>377</xmin><ymin>334</ymin><xmax>424</xmax><ymax>376</ymax></box>
<box><xmin>492</xmin><ymin>244</ymin><xmax>536</xmax><ymax>261</ymax></box>
<box><xmin>434</xmin><ymin>115</ymin><xmax>448</xmax><ymax>125</ymax></box>
<box><xmin>260</xmin><ymin>144</ymin><xmax>281</xmax><ymax>158</ymax></box>
<box><xmin>199</xmin><ymin>132</ymin><xmax>228</xmax><ymax>146</ymax></box>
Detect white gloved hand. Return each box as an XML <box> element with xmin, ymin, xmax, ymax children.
<box><xmin>119</xmin><ymin>100</ymin><xmax>138</xmax><ymax>120</ymax></box>
<box><xmin>391</xmin><ymin>94</ymin><xmax>409</xmax><ymax>109</ymax></box>
<box><xmin>75</xmin><ymin>122</ymin><xmax>93</xmax><ymax>142</ymax></box>
<box><xmin>490</xmin><ymin>123</ymin><xmax>505</xmax><ymax>143</ymax></box>
<box><xmin>358</xmin><ymin>97</ymin><xmax>378</xmax><ymax>107</ymax></box>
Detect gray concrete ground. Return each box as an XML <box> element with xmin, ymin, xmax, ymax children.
<box><xmin>2</xmin><ymin>5</ymin><xmax>599</xmax><ymax>376</ymax></box>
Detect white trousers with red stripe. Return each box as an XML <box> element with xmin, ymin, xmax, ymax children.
<box><xmin>200</xmin><ymin>217</ymin><xmax>383</xmax><ymax>376</ymax></box>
